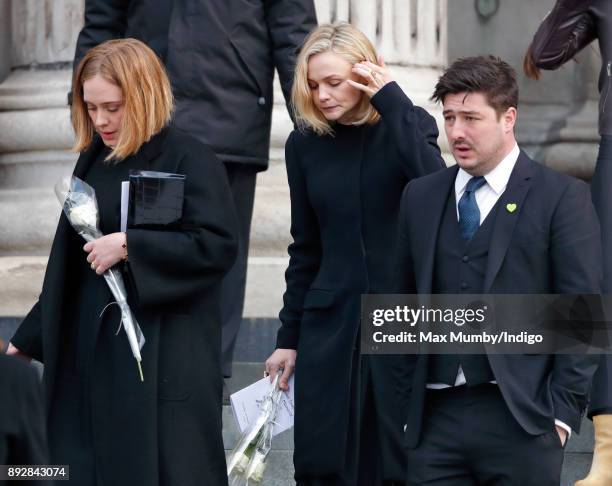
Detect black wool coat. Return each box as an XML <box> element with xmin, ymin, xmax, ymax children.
<box><xmin>73</xmin><ymin>0</ymin><xmax>317</xmax><ymax>168</ymax></box>
<box><xmin>0</xmin><ymin>355</ymin><xmax>49</xmax><ymax>484</ymax></box>
<box><xmin>276</xmin><ymin>82</ymin><xmax>445</xmax><ymax>477</ymax></box>
<box><xmin>11</xmin><ymin>126</ymin><xmax>239</xmax><ymax>486</ymax></box>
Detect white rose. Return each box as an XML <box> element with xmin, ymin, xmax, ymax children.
<box><xmin>69</xmin><ymin>203</ymin><xmax>98</xmax><ymax>229</ymax></box>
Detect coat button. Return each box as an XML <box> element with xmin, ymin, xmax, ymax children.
<box><xmin>258</xmin><ymin>96</ymin><xmax>266</xmax><ymax>106</ymax></box>
<box><xmin>461</xmin><ymin>282</ymin><xmax>468</xmax><ymax>289</ymax></box>
<box><xmin>462</xmin><ymin>255</ymin><xmax>469</xmax><ymax>262</ymax></box>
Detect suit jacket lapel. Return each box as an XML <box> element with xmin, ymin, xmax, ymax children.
<box><xmin>416</xmin><ymin>166</ymin><xmax>459</xmax><ymax>294</ymax></box>
<box><xmin>483</xmin><ymin>152</ymin><xmax>535</xmax><ymax>291</ymax></box>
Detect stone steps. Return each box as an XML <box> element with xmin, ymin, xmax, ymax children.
<box><xmin>0</xmin><ymin>319</ymin><xmax>596</xmax><ymax>485</ymax></box>
<box><xmin>222</xmin><ymin>362</ymin><xmax>595</xmax><ymax>486</ymax></box>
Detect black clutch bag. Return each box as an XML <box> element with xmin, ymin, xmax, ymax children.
<box><xmin>128</xmin><ymin>170</ymin><xmax>185</xmax><ymax>229</ymax></box>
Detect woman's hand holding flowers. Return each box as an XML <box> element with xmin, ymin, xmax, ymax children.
<box><xmin>84</xmin><ymin>232</ymin><xmax>127</xmax><ymax>275</ymax></box>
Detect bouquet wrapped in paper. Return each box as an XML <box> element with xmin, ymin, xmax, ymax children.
<box><xmin>55</xmin><ymin>176</ymin><xmax>146</xmax><ymax>381</ymax></box>
<box><xmin>227</xmin><ymin>374</ymin><xmax>284</xmax><ymax>485</ymax></box>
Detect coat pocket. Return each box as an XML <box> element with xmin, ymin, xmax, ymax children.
<box><xmin>158</xmin><ymin>314</ymin><xmax>193</xmax><ymax>400</ymax></box>
<box><xmin>302</xmin><ymin>289</ymin><xmax>335</xmax><ymax>310</ymax></box>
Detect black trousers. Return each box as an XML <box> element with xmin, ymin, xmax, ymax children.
<box><xmin>296</xmin><ymin>356</ymin><xmax>403</xmax><ymax>486</ymax></box>
<box><xmin>589</xmin><ymin>135</ymin><xmax>612</xmax><ymax>415</ymax></box>
<box><xmin>406</xmin><ymin>385</ymin><xmax>564</xmax><ymax>486</ymax></box>
<box><xmin>220</xmin><ymin>163</ymin><xmax>257</xmax><ymax>378</ymax></box>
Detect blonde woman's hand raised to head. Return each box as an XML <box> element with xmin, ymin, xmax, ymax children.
<box><xmin>348</xmin><ymin>55</ymin><xmax>394</xmax><ymax>98</ymax></box>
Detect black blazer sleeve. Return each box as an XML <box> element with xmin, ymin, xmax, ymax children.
<box><xmin>265</xmin><ymin>0</ymin><xmax>317</xmax><ymax>117</ymax></box>
<box><xmin>125</xmin><ymin>146</ymin><xmax>239</xmax><ymax>308</ymax></box>
<box><xmin>73</xmin><ymin>0</ymin><xmax>130</xmax><ymax>71</ymax></box>
<box><xmin>10</xmin><ymin>301</ymin><xmax>43</xmax><ymax>363</ymax></box>
<box><xmin>549</xmin><ymin>178</ymin><xmax>602</xmax><ymax>431</ymax></box>
<box><xmin>394</xmin><ymin>182</ymin><xmax>418</xmax><ymax>295</ymax></box>
<box><xmin>370</xmin><ymin>82</ymin><xmax>445</xmax><ymax>180</ymax></box>
<box><xmin>391</xmin><ymin>183</ymin><xmax>419</xmax><ymax>422</ymax></box>
<box><xmin>277</xmin><ymin>132</ymin><xmax>322</xmax><ymax>349</ymax></box>
<box><xmin>528</xmin><ymin>0</ymin><xmax>597</xmax><ymax>70</ymax></box>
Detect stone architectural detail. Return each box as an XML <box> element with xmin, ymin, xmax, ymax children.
<box><xmin>446</xmin><ymin>0</ymin><xmax>600</xmax><ymax>179</ymax></box>
<box><xmin>0</xmin><ymin>1</ymin><xmax>82</xmax><ymax>256</ymax></box>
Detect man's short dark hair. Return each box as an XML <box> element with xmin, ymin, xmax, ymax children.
<box><xmin>431</xmin><ymin>55</ymin><xmax>519</xmax><ymax>116</ymax></box>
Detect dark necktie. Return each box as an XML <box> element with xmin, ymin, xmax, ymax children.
<box><xmin>458</xmin><ymin>176</ymin><xmax>486</xmax><ymax>240</ymax></box>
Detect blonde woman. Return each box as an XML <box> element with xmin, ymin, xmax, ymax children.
<box><xmin>265</xmin><ymin>23</ymin><xmax>445</xmax><ymax>486</ymax></box>
<box><xmin>8</xmin><ymin>39</ymin><xmax>238</xmax><ymax>486</ymax></box>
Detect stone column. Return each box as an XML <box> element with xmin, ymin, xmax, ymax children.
<box><xmin>0</xmin><ymin>0</ymin><xmax>82</xmax><ymax>257</ymax></box>
<box><xmin>0</xmin><ymin>0</ymin><xmax>82</xmax><ymax>314</ymax></box>
<box><xmin>0</xmin><ymin>0</ymin><xmax>11</xmax><ymax>82</ymax></box>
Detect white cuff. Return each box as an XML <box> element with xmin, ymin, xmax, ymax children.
<box><xmin>554</xmin><ymin>418</ymin><xmax>572</xmax><ymax>438</ymax></box>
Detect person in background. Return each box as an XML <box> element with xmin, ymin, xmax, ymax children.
<box><xmin>8</xmin><ymin>39</ymin><xmax>238</xmax><ymax>486</ymax></box>
<box><xmin>525</xmin><ymin>2</ymin><xmax>612</xmax><ymax>484</ymax></box>
<box><xmin>265</xmin><ymin>22</ymin><xmax>444</xmax><ymax>486</ymax></box>
<box><xmin>0</xmin><ymin>348</ymin><xmax>50</xmax><ymax>486</ymax></box>
<box><xmin>72</xmin><ymin>0</ymin><xmax>318</xmax><ymax>390</ymax></box>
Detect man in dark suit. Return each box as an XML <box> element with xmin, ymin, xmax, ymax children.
<box><xmin>395</xmin><ymin>56</ymin><xmax>602</xmax><ymax>485</ymax></box>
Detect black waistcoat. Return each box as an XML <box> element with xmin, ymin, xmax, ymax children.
<box><xmin>428</xmin><ymin>188</ymin><xmax>501</xmax><ymax>386</ymax></box>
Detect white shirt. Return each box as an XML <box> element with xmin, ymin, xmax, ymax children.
<box><xmin>425</xmin><ymin>143</ymin><xmax>571</xmax><ymax>436</ymax></box>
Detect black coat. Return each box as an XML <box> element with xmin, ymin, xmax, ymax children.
<box><xmin>73</xmin><ymin>0</ymin><xmax>317</xmax><ymax>168</ymax></box>
<box><xmin>528</xmin><ymin>0</ymin><xmax>612</xmax><ymax>415</ymax></box>
<box><xmin>395</xmin><ymin>153</ymin><xmax>602</xmax><ymax>447</ymax></box>
<box><xmin>529</xmin><ymin>0</ymin><xmax>612</xmax><ymax>135</ymax></box>
<box><xmin>0</xmin><ymin>355</ymin><xmax>49</xmax><ymax>485</ymax></box>
<box><xmin>11</xmin><ymin>126</ymin><xmax>239</xmax><ymax>486</ymax></box>
<box><xmin>277</xmin><ymin>82</ymin><xmax>444</xmax><ymax>477</ymax></box>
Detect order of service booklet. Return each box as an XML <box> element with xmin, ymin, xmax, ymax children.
<box><xmin>230</xmin><ymin>376</ymin><xmax>295</xmax><ymax>437</ymax></box>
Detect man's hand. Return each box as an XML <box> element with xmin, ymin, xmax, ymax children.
<box><xmin>265</xmin><ymin>348</ymin><xmax>297</xmax><ymax>391</ymax></box>
<box><xmin>84</xmin><ymin>232</ymin><xmax>127</xmax><ymax>275</ymax></box>
<box><xmin>555</xmin><ymin>425</ymin><xmax>568</xmax><ymax>447</ymax></box>
<box><xmin>6</xmin><ymin>342</ymin><xmax>32</xmax><ymax>362</ymax></box>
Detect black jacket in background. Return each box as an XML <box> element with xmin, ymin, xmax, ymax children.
<box><xmin>0</xmin><ymin>355</ymin><xmax>49</xmax><ymax>485</ymax></box>
<box><xmin>73</xmin><ymin>0</ymin><xmax>317</xmax><ymax>169</ymax></box>
<box><xmin>528</xmin><ymin>0</ymin><xmax>612</xmax><ymax>417</ymax></box>
<box><xmin>528</xmin><ymin>0</ymin><xmax>612</xmax><ymax>135</ymax></box>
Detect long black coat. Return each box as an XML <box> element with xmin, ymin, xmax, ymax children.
<box><xmin>276</xmin><ymin>82</ymin><xmax>444</xmax><ymax>477</ymax></box>
<box><xmin>527</xmin><ymin>0</ymin><xmax>612</xmax><ymax>415</ymax></box>
<box><xmin>11</xmin><ymin>126</ymin><xmax>239</xmax><ymax>486</ymax></box>
<box><xmin>0</xmin><ymin>355</ymin><xmax>49</xmax><ymax>485</ymax></box>
<box><xmin>73</xmin><ymin>0</ymin><xmax>317</xmax><ymax>169</ymax></box>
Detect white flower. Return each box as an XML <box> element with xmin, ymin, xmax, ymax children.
<box><xmin>248</xmin><ymin>455</ymin><xmax>267</xmax><ymax>483</ymax></box>
<box><xmin>68</xmin><ymin>203</ymin><xmax>98</xmax><ymax>229</ymax></box>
